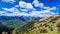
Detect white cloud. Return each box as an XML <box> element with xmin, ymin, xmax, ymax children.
<box><xmin>1</xmin><ymin>7</ymin><xmax>58</xmax><ymax>17</ymax></box>
<box><xmin>2</xmin><ymin>7</ymin><xmax>19</xmax><ymax>13</ymax></box>
<box><xmin>49</xmin><ymin>7</ymin><xmax>56</xmax><ymax>10</ymax></box>
<box><xmin>43</xmin><ymin>7</ymin><xmax>50</xmax><ymax>9</ymax></box>
<box><xmin>1</xmin><ymin>10</ymin><xmax>21</xmax><ymax>16</ymax></box>
<box><xmin>20</xmin><ymin>9</ymin><xmax>28</xmax><ymax>12</ymax></box>
<box><xmin>15</xmin><ymin>5</ymin><xmax>19</xmax><ymax>8</ymax></box>
<box><xmin>0</xmin><ymin>11</ymin><xmax>6</xmax><ymax>16</ymax></box>
<box><xmin>39</xmin><ymin>3</ymin><xmax>44</xmax><ymax>8</ymax></box>
<box><xmin>2</xmin><ymin>7</ymin><xmax>21</xmax><ymax>16</ymax></box>
<box><xmin>1</xmin><ymin>7</ymin><xmax>29</xmax><ymax>16</ymax></box>
<box><xmin>32</xmin><ymin>0</ymin><xmax>56</xmax><ymax>10</ymax></box>
<box><xmin>43</xmin><ymin>6</ymin><xmax>56</xmax><ymax>11</ymax></box>
<box><xmin>2</xmin><ymin>0</ymin><xmax>16</xmax><ymax>4</ymax></box>
<box><xmin>4</xmin><ymin>12</ymin><xmax>29</xmax><ymax>16</ymax></box>
<box><xmin>19</xmin><ymin>1</ymin><xmax>27</xmax><ymax>8</ymax></box>
<box><xmin>19</xmin><ymin>1</ymin><xmax>35</xmax><ymax>11</ymax></box>
<box><xmin>26</xmin><ymin>3</ymin><xmax>35</xmax><ymax>10</ymax></box>
<box><xmin>1</xmin><ymin>0</ymin><xmax>58</xmax><ymax>18</ymax></box>
<box><xmin>29</xmin><ymin>10</ymin><xmax>57</xmax><ymax>17</ymax></box>
<box><xmin>32</xmin><ymin>0</ymin><xmax>44</xmax><ymax>8</ymax></box>
<box><xmin>43</xmin><ymin>6</ymin><xmax>56</xmax><ymax>10</ymax></box>
<box><xmin>32</xmin><ymin>0</ymin><xmax>39</xmax><ymax>7</ymax></box>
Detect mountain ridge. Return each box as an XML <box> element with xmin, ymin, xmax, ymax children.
<box><xmin>15</xmin><ymin>14</ymin><xmax>60</xmax><ymax>34</ymax></box>
<box><xmin>0</xmin><ymin>15</ymin><xmax>43</xmax><ymax>26</ymax></box>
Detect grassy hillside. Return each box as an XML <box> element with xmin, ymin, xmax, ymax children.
<box><xmin>14</xmin><ymin>14</ymin><xmax>60</xmax><ymax>34</ymax></box>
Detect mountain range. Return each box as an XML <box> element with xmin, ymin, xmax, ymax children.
<box><xmin>14</xmin><ymin>14</ymin><xmax>60</xmax><ymax>34</ymax></box>
<box><xmin>0</xmin><ymin>15</ymin><xmax>42</xmax><ymax>26</ymax></box>
<box><xmin>0</xmin><ymin>12</ymin><xmax>57</xmax><ymax>27</ymax></box>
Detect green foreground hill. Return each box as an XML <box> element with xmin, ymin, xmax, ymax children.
<box><xmin>14</xmin><ymin>14</ymin><xmax>60</xmax><ymax>34</ymax></box>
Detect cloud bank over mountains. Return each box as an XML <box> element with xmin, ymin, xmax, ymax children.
<box><xmin>0</xmin><ymin>0</ymin><xmax>58</xmax><ymax>17</ymax></box>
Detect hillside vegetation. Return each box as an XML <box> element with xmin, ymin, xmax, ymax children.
<box><xmin>14</xmin><ymin>14</ymin><xmax>60</xmax><ymax>34</ymax></box>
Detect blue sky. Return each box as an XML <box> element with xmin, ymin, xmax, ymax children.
<box><xmin>0</xmin><ymin>0</ymin><xmax>60</xmax><ymax>17</ymax></box>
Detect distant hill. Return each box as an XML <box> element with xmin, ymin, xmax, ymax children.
<box><xmin>15</xmin><ymin>14</ymin><xmax>60</xmax><ymax>34</ymax></box>
<box><xmin>0</xmin><ymin>16</ymin><xmax>42</xmax><ymax>26</ymax></box>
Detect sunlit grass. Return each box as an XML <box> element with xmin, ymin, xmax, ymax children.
<box><xmin>45</xmin><ymin>31</ymin><xmax>60</xmax><ymax>34</ymax></box>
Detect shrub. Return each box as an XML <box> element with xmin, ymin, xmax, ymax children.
<box><xmin>40</xmin><ymin>28</ymin><xmax>48</xmax><ymax>33</ymax></box>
